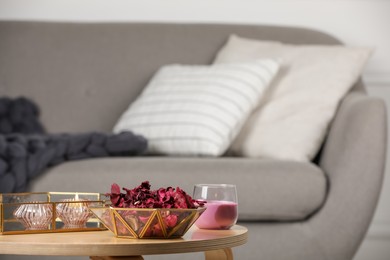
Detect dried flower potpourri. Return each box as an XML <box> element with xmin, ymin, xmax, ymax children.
<box><xmin>106</xmin><ymin>181</ymin><xmax>205</xmax><ymax>209</ymax></box>
<box><xmin>89</xmin><ymin>182</ymin><xmax>207</xmax><ymax>238</ymax></box>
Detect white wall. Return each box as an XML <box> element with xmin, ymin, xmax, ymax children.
<box><xmin>1</xmin><ymin>0</ymin><xmax>389</xmax><ymax>83</ymax></box>
<box><xmin>1</xmin><ymin>0</ymin><xmax>389</xmax><ymax>258</ymax></box>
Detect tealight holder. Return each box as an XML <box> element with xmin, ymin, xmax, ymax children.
<box><xmin>13</xmin><ymin>203</ymin><xmax>53</xmax><ymax>230</ymax></box>
<box><xmin>56</xmin><ymin>197</ymin><xmax>92</xmax><ymax>229</ymax></box>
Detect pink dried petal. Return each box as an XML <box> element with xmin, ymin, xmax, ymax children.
<box><xmin>153</xmin><ymin>223</ymin><xmax>164</xmax><ymax>237</ymax></box>
<box><xmin>111</xmin><ymin>183</ymin><xmax>121</xmax><ymax>194</ymax></box>
<box><xmin>107</xmin><ymin>181</ymin><xmax>203</xmax><ymax>209</ymax></box>
<box><xmin>165</xmin><ymin>214</ymin><xmax>178</xmax><ymax>228</ymax></box>
<box><xmin>139</xmin><ymin>215</ymin><xmax>150</xmax><ymax>224</ymax></box>
<box><xmin>143</xmin><ymin>226</ymin><xmax>153</xmax><ymax>237</ymax></box>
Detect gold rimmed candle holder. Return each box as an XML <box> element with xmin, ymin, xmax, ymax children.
<box><xmin>0</xmin><ymin>192</ymin><xmax>107</xmax><ymax>235</ymax></box>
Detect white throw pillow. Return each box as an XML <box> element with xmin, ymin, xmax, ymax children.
<box><xmin>113</xmin><ymin>60</ymin><xmax>280</xmax><ymax>156</ymax></box>
<box><xmin>214</xmin><ymin>35</ymin><xmax>372</xmax><ymax>161</ymax></box>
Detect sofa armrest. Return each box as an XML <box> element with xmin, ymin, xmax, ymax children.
<box><xmin>312</xmin><ymin>91</ymin><xmax>387</xmax><ymax>259</ymax></box>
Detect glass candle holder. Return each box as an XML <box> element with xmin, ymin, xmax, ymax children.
<box><xmin>13</xmin><ymin>203</ymin><xmax>53</xmax><ymax>230</ymax></box>
<box><xmin>56</xmin><ymin>195</ymin><xmax>92</xmax><ymax>229</ymax></box>
<box><xmin>193</xmin><ymin>184</ymin><xmax>238</xmax><ymax>230</ymax></box>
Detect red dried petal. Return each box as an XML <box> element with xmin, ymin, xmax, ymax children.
<box><xmin>111</xmin><ymin>183</ymin><xmax>121</xmax><ymax>194</ymax></box>
<box><xmin>107</xmin><ymin>181</ymin><xmax>204</xmax><ymax>209</ymax></box>
<box><xmin>165</xmin><ymin>214</ymin><xmax>178</xmax><ymax>228</ymax></box>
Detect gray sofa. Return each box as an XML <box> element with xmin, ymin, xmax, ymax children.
<box><xmin>0</xmin><ymin>21</ymin><xmax>387</xmax><ymax>260</ymax></box>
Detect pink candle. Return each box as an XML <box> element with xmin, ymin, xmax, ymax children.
<box><xmin>195</xmin><ymin>200</ymin><xmax>238</xmax><ymax>230</ymax></box>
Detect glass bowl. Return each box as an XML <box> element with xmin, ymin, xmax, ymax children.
<box><xmin>89</xmin><ymin>206</ymin><xmax>206</xmax><ymax>239</ymax></box>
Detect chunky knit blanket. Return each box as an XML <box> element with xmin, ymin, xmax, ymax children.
<box><xmin>0</xmin><ymin>97</ymin><xmax>147</xmax><ymax>193</ymax></box>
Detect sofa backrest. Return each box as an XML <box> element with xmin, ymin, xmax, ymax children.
<box><xmin>0</xmin><ymin>22</ymin><xmax>347</xmax><ymax>133</ymax></box>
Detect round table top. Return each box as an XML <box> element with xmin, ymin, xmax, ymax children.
<box><xmin>0</xmin><ymin>225</ymin><xmax>247</xmax><ymax>256</ymax></box>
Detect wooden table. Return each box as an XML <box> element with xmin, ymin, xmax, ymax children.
<box><xmin>0</xmin><ymin>225</ymin><xmax>247</xmax><ymax>260</ymax></box>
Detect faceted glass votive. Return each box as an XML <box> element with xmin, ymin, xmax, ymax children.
<box><xmin>56</xmin><ymin>198</ymin><xmax>92</xmax><ymax>229</ymax></box>
<box><xmin>13</xmin><ymin>203</ymin><xmax>53</xmax><ymax>230</ymax></box>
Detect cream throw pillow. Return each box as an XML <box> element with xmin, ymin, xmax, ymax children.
<box><xmin>113</xmin><ymin>60</ymin><xmax>280</xmax><ymax>156</ymax></box>
<box><xmin>214</xmin><ymin>35</ymin><xmax>372</xmax><ymax>161</ymax></box>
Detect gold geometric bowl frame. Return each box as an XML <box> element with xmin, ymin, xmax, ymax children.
<box><xmin>90</xmin><ymin>207</ymin><xmax>206</xmax><ymax>239</ymax></box>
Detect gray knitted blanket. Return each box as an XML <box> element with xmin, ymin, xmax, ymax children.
<box><xmin>0</xmin><ymin>97</ymin><xmax>147</xmax><ymax>193</ymax></box>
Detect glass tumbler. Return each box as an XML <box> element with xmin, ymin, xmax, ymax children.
<box><xmin>193</xmin><ymin>184</ymin><xmax>238</xmax><ymax>230</ymax></box>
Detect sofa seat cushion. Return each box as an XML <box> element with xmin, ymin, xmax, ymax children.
<box><xmin>30</xmin><ymin>157</ymin><xmax>327</xmax><ymax>221</ymax></box>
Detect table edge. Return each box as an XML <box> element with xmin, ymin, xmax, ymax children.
<box><xmin>0</xmin><ymin>225</ymin><xmax>248</xmax><ymax>256</ymax></box>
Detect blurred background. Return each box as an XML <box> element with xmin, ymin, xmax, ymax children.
<box><xmin>0</xmin><ymin>0</ymin><xmax>389</xmax><ymax>259</ymax></box>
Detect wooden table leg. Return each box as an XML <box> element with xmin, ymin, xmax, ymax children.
<box><xmin>90</xmin><ymin>256</ymin><xmax>144</xmax><ymax>260</ymax></box>
<box><xmin>205</xmin><ymin>248</ymin><xmax>233</xmax><ymax>260</ymax></box>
